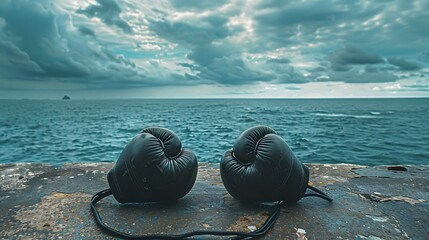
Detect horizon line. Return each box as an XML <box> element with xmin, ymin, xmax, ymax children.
<box><xmin>2</xmin><ymin>96</ymin><xmax>429</xmax><ymax>101</ymax></box>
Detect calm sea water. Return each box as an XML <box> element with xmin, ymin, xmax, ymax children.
<box><xmin>0</xmin><ymin>99</ymin><xmax>428</xmax><ymax>166</ymax></box>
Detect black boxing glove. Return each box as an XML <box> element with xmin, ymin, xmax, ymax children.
<box><xmin>107</xmin><ymin>127</ymin><xmax>198</xmax><ymax>203</ymax></box>
<box><xmin>220</xmin><ymin>126</ymin><xmax>309</xmax><ymax>203</ymax></box>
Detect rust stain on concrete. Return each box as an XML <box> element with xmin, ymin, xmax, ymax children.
<box><xmin>227</xmin><ymin>212</ymin><xmax>270</xmax><ymax>232</ymax></box>
<box><xmin>1</xmin><ymin>192</ymin><xmax>91</xmax><ymax>239</ymax></box>
<box><xmin>308</xmin><ymin>163</ymin><xmax>363</xmax><ymax>186</ymax></box>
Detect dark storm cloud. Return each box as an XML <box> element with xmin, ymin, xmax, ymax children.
<box><xmin>267</xmin><ymin>58</ymin><xmax>291</xmax><ymax>64</ymax></box>
<box><xmin>251</xmin><ymin>0</ymin><xmax>356</xmax><ymax>49</ymax></box>
<box><xmin>387</xmin><ymin>57</ymin><xmax>422</xmax><ymax>71</ymax></box>
<box><xmin>255</xmin><ymin>2</ymin><xmax>345</xmax><ymax>26</ymax></box>
<box><xmin>0</xmin><ymin>38</ymin><xmax>44</xmax><ymax>77</ymax></box>
<box><xmin>184</xmin><ymin>45</ymin><xmax>271</xmax><ymax>84</ymax></box>
<box><xmin>77</xmin><ymin>0</ymin><xmax>133</xmax><ymax>34</ymax></box>
<box><xmin>1</xmin><ymin>0</ymin><xmax>429</xmax><ymax>95</ymax></box>
<box><xmin>196</xmin><ymin>57</ymin><xmax>271</xmax><ymax>85</ymax></box>
<box><xmin>170</xmin><ymin>0</ymin><xmax>228</xmax><ymax>10</ymax></box>
<box><xmin>78</xmin><ymin>26</ymin><xmax>96</xmax><ymax>38</ymax></box>
<box><xmin>148</xmin><ymin>0</ymin><xmax>429</xmax><ymax>86</ymax></box>
<box><xmin>331</xmin><ymin>46</ymin><xmax>384</xmax><ymax>65</ymax></box>
<box><xmin>418</xmin><ymin>52</ymin><xmax>429</xmax><ymax>62</ymax></box>
<box><xmin>364</xmin><ymin>66</ymin><xmax>378</xmax><ymax>73</ymax></box>
<box><xmin>150</xmin><ymin>15</ymin><xmax>274</xmax><ymax>85</ymax></box>
<box><xmin>0</xmin><ymin>0</ymin><xmax>167</xmax><ymax>89</ymax></box>
<box><xmin>269</xmin><ymin>65</ymin><xmax>309</xmax><ymax>84</ymax></box>
<box><xmin>149</xmin><ymin>15</ymin><xmax>231</xmax><ymax>46</ymax></box>
<box><xmin>330</xmin><ymin>62</ymin><xmax>351</xmax><ymax>72</ymax></box>
<box><xmin>187</xmin><ymin>44</ymin><xmax>234</xmax><ymax>67</ymax></box>
<box><xmin>326</xmin><ymin>71</ymin><xmax>397</xmax><ymax>83</ymax></box>
<box><xmin>329</xmin><ymin>46</ymin><xmax>384</xmax><ymax>72</ymax></box>
<box><xmin>284</xmin><ymin>86</ymin><xmax>301</xmax><ymax>91</ymax></box>
<box><xmin>251</xmin><ymin>0</ymin><xmax>427</xmax><ymax>55</ymax></box>
<box><xmin>239</xmin><ymin>0</ymin><xmax>428</xmax><ymax>85</ymax></box>
<box><xmin>309</xmin><ymin>66</ymin><xmax>327</xmax><ymax>73</ymax></box>
<box><xmin>0</xmin><ymin>1</ymin><xmax>90</xmax><ymax>78</ymax></box>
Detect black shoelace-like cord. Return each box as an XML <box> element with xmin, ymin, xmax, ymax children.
<box><xmin>303</xmin><ymin>185</ymin><xmax>333</xmax><ymax>202</ymax></box>
<box><xmin>90</xmin><ymin>186</ymin><xmax>332</xmax><ymax>240</ymax></box>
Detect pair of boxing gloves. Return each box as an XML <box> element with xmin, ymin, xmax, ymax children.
<box><xmin>91</xmin><ymin>125</ymin><xmax>332</xmax><ymax>239</ymax></box>
<box><xmin>107</xmin><ymin>125</ymin><xmax>311</xmax><ymax>204</ymax></box>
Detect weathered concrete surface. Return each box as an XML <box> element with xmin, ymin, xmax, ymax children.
<box><xmin>0</xmin><ymin>163</ymin><xmax>428</xmax><ymax>240</ymax></box>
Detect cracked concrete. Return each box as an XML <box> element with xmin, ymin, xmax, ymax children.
<box><xmin>0</xmin><ymin>163</ymin><xmax>428</xmax><ymax>239</ymax></box>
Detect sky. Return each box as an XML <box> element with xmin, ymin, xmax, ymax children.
<box><xmin>0</xmin><ymin>0</ymin><xmax>428</xmax><ymax>99</ymax></box>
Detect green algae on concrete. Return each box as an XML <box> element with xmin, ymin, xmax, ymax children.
<box><xmin>0</xmin><ymin>163</ymin><xmax>428</xmax><ymax>239</ymax></box>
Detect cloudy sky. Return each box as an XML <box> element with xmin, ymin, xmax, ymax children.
<box><xmin>0</xmin><ymin>0</ymin><xmax>428</xmax><ymax>99</ymax></box>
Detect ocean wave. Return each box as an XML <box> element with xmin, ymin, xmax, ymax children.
<box><xmin>354</xmin><ymin>115</ymin><xmax>379</xmax><ymax>119</ymax></box>
<box><xmin>98</xmin><ymin>115</ymin><xmax>119</xmax><ymax>120</ymax></box>
<box><xmin>214</xmin><ymin>126</ymin><xmax>234</xmax><ymax>133</ymax></box>
<box><xmin>313</xmin><ymin>113</ymin><xmax>379</xmax><ymax>119</ymax></box>
<box><xmin>238</xmin><ymin>116</ymin><xmax>256</xmax><ymax>122</ymax></box>
<box><xmin>257</xmin><ymin>107</ymin><xmax>282</xmax><ymax>115</ymax></box>
<box><xmin>298</xmin><ymin>137</ymin><xmax>311</xmax><ymax>142</ymax></box>
<box><xmin>28</xmin><ymin>124</ymin><xmax>45</xmax><ymax>130</ymax></box>
<box><xmin>118</xmin><ymin>127</ymin><xmax>142</xmax><ymax>134</ymax></box>
<box><xmin>182</xmin><ymin>126</ymin><xmax>193</xmax><ymax>133</ymax></box>
<box><xmin>1</xmin><ymin>99</ymin><xmax>428</xmax><ymax>165</ymax></box>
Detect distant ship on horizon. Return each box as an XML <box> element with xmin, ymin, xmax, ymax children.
<box><xmin>62</xmin><ymin>95</ymin><xmax>71</xmax><ymax>100</ymax></box>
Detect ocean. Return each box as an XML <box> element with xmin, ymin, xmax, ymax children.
<box><xmin>0</xmin><ymin>98</ymin><xmax>428</xmax><ymax>166</ymax></box>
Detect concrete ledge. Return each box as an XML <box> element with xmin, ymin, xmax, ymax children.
<box><xmin>0</xmin><ymin>163</ymin><xmax>428</xmax><ymax>239</ymax></box>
